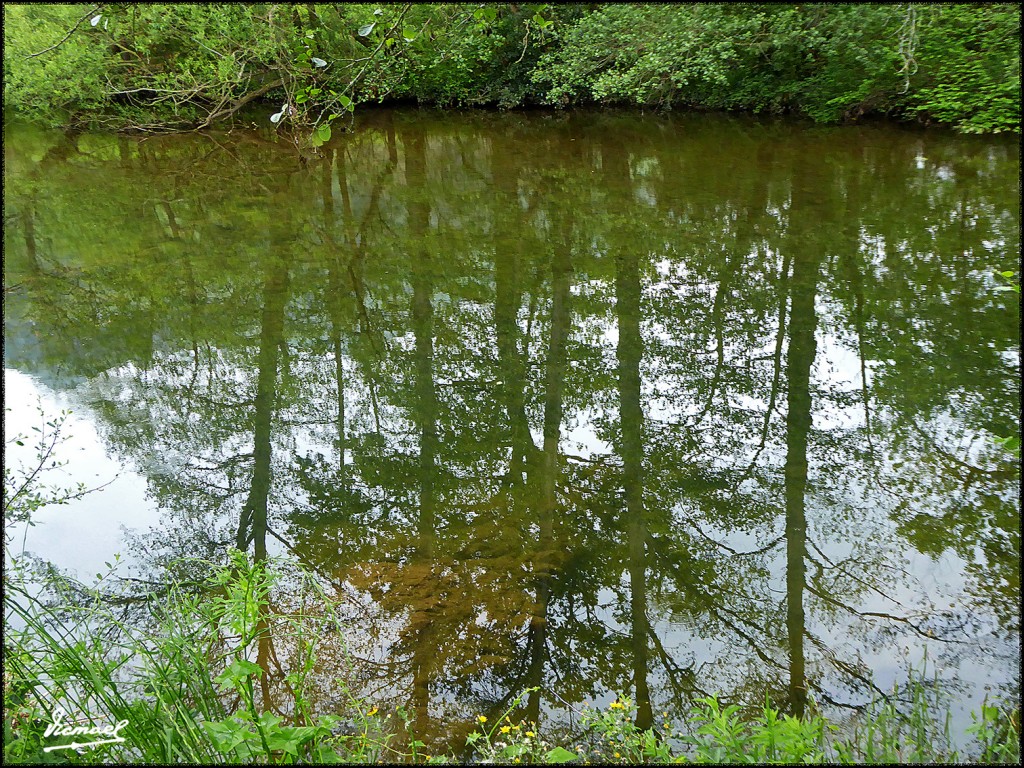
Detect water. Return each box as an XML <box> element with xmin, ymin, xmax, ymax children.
<box><xmin>3</xmin><ymin>108</ymin><xmax>1019</xmax><ymax>749</ymax></box>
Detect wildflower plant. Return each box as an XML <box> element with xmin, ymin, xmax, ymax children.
<box><xmin>575</xmin><ymin>695</ymin><xmax>674</xmax><ymax>764</ymax></box>
<box><xmin>466</xmin><ymin>688</ymin><xmax>578</xmax><ymax>764</ymax></box>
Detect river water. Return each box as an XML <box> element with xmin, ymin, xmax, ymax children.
<box><xmin>3</xmin><ymin>108</ymin><xmax>1020</xmax><ymax>751</ymax></box>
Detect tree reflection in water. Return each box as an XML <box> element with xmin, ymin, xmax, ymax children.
<box><xmin>3</xmin><ymin>111</ymin><xmax>1019</xmax><ymax>749</ymax></box>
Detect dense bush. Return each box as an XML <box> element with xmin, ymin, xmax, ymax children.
<box><xmin>3</xmin><ymin>3</ymin><xmax>1019</xmax><ymax>135</ymax></box>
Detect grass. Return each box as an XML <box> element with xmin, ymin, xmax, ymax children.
<box><xmin>3</xmin><ymin>550</ymin><xmax>1019</xmax><ymax>765</ymax></box>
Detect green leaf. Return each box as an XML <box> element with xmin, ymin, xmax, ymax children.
<box><xmin>314</xmin><ymin>744</ymin><xmax>343</xmax><ymax>763</ymax></box>
<box><xmin>316</xmin><ymin>123</ymin><xmax>332</xmax><ymax>143</ymax></box>
<box><xmin>545</xmin><ymin>746</ymin><xmax>580</xmax><ymax>763</ymax></box>
<box><xmin>204</xmin><ymin>719</ymin><xmax>254</xmax><ymax>753</ymax></box>
<box><xmin>295</xmin><ymin>93</ymin><xmax>308</xmax><ymax>104</ymax></box>
<box><xmin>231</xmin><ymin>658</ymin><xmax>263</xmax><ymax>678</ymax></box>
<box><xmin>215</xmin><ymin>658</ymin><xmax>263</xmax><ymax>690</ymax></box>
<box><xmin>258</xmin><ymin>711</ymin><xmax>283</xmax><ymax>729</ymax></box>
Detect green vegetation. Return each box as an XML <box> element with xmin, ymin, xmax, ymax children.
<box><xmin>3</xmin><ymin>3</ymin><xmax>1020</xmax><ymax>137</ymax></box>
<box><xmin>4</xmin><ymin>549</ymin><xmax>1020</xmax><ymax>764</ymax></box>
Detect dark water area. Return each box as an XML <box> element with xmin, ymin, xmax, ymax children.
<box><xmin>3</xmin><ymin>108</ymin><xmax>1020</xmax><ymax>750</ymax></box>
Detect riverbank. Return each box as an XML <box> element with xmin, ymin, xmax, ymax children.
<box><xmin>4</xmin><ymin>552</ymin><xmax>1019</xmax><ymax>764</ymax></box>
<box><xmin>4</xmin><ymin>4</ymin><xmax>1020</xmax><ymax>138</ymax></box>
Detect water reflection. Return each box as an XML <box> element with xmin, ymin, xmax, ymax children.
<box><xmin>3</xmin><ymin>111</ymin><xmax>1019</xmax><ymax>745</ymax></box>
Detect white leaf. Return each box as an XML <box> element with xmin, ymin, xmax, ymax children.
<box><xmin>270</xmin><ymin>112</ymin><xmax>283</xmax><ymax>124</ymax></box>
<box><xmin>90</xmin><ymin>14</ymin><xmax>102</xmax><ymax>26</ymax></box>
<box><xmin>311</xmin><ymin>57</ymin><xmax>327</xmax><ymax>68</ymax></box>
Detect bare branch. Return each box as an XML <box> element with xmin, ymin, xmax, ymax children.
<box><xmin>195</xmin><ymin>78</ymin><xmax>286</xmax><ymax>130</ymax></box>
<box><xmin>25</xmin><ymin>6</ymin><xmax>102</xmax><ymax>60</ymax></box>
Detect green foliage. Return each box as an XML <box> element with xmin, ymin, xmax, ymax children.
<box><xmin>2</xmin><ymin>5</ymin><xmax>110</xmax><ymax>126</ymax></box>
<box><xmin>531</xmin><ymin>5</ymin><xmax>760</xmax><ymax>108</ymax></box>
<box><xmin>3</xmin><ymin>548</ymin><xmax>1020</xmax><ymax>764</ymax></box>
<box><xmin>464</xmin><ymin>688</ymin><xmax>1019</xmax><ymax>764</ymax></box>
<box><xmin>4</xmin><ymin>4</ymin><xmax>1018</xmax><ymax>133</ymax></box>
<box><xmin>363</xmin><ymin>3</ymin><xmax>564</xmax><ymax>109</ymax></box>
<box><xmin>2</xmin><ymin>548</ymin><xmax>404</xmax><ymax>764</ymax></box>
<box><xmin>967</xmin><ymin>700</ymin><xmax>1021</xmax><ymax>764</ymax></box>
<box><xmin>464</xmin><ymin>688</ymin><xmax>579</xmax><ymax>764</ymax></box>
<box><xmin>684</xmin><ymin>695</ymin><xmax>829</xmax><ymax>763</ymax></box>
<box><xmin>907</xmin><ymin>5</ymin><xmax>1021</xmax><ymax>133</ymax></box>
<box><xmin>829</xmin><ymin>662</ymin><xmax>960</xmax><ymax>764</ymax></box>
<box><xmin>530</xmin><ymin>3</ymin><xmax>1019</xmax><ymax>131</ymax></box>
<box><xmin>787</xmin><ymin>5</ymin><xmax>906</xmax><ymax>122</ymax></box>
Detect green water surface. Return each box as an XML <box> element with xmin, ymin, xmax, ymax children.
<box><xmin>3</xmin><ymin>108</ymin><xmax>1020</xmax><ymax>748</ymax></box>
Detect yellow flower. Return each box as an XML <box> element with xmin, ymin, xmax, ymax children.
<box><xmin>366</xmin><ymin>706</ymin><xmax>378</xmax><ymax>716</ymax></box>
<box><xmin>525</xmin><ymin>730</ymin><xmax>536</xmax><ymax>738</ymax></box>
<box><xmin>478</xmin><ymin>715</ymin><xmax>488</xmax><ymax>723</ymax></box>
<box><xmin>500</xmin><ymin>725</ymin><xmax>511</xmax><ymax>734</ymax></box>
<box><xmin>609</xmin><ymin>701</ymin><xmax>625</xmax><ymax>710</ymax></box>
<box><xmin>615</xmin><ymin>752</ymin><xmax>621</xmax><ymax>759</ymax></box>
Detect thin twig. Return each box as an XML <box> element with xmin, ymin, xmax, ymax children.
<box><xmin>339</xmin><ymin>4</ymin><xmax>412</xmax><ymax>100</ymax></box>
<box><xmin>25</xmin><ymin>6</ymin><xmax>102</xmax><ymax>59</ymax></box>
